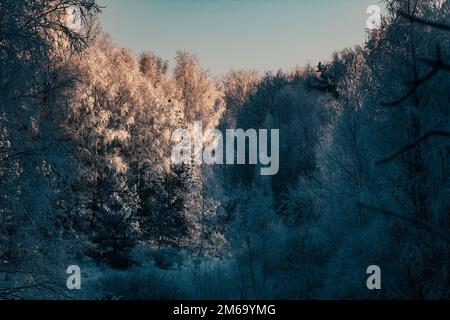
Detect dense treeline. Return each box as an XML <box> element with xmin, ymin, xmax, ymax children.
<box><xmin>0</xmin><ymin>0</ymin><xmax>449</xmax><ymax>299</ymax></box>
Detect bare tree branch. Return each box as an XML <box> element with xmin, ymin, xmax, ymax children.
<box><xmin>357</xmin><ymin>203</ymin><xmax>450</xmax><ymax>244</ymax></box>
<box><xmin>382</xmin><ymin>46</ymin><xmax>447</xmax><ymax>107</ymax></box>
<box><xmin>382</xmin><ymin>66</ymin><xmax>439</xmax><ymax>106</ymax></box>
<box><xmin>0</xmin><ymin>282</ymin><xmax>50</xmax><ymax>293</ymax></box>
<box><xmin>398</xmin><ymin>11</ymin><xmax>450</xmax><ymax>32</ymax></box>
<box><xmin>0</xmin><ymin>148</ymin><xmax>48</xmax><ymax>163</ymax></box>
<box><xmin>376</xmin><ymin>131</ymin><xmax>450</xmax><ymax>165</ymax></box>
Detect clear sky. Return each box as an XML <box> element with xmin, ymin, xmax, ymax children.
<box><xmin>97</xmin><ymin>0</ymin><xmax>383</xmax><ymax>75</ymax></box>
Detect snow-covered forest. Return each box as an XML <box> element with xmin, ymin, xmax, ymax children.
<box><xmin>1</xmin><ymin>0</ymin><xmax>449</xmax><ymax>299</ymax></box>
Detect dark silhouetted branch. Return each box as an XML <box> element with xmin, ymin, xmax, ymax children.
<box><xmin>357</xmin><ymin>203</ymin><xmax>450</xmax><ymax>244</ymax></box>
<box><xmin>398</xmin><ymin>11</ymin><xmax>450</xmax><ymax>32</ymax></box>
<box><xmin>418</xmin><ymin>57</ymin><xmax>450</xmax><ymax>72</ymax></box>
<box><xmin>0</xmin><ymin>148</ymin><xmax>48</xmax><ymax>163</ymax></box>
<box><xmin>382</xmin><ymin>67</ymin><xmax>439</xmax><ymax>106</ymax></box>
<box><xmin>382</xmin><ymin>46</ymin><xmax>446</xmax><ymax>107</ymax></box>
<box><xmin>0</xmin><ymin>282</ymin><xmax>49</xmax><ymax>293</ymax></box>
<box><xmin>376</xmin><ymin>131</ymin><xmax>450</xmax><ymax>165</ymax></box>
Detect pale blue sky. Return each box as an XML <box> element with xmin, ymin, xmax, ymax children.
<box><xmin>97</xmin><ymin>0</ymin><xmax>384</xmax><ymax>75</ymax></box>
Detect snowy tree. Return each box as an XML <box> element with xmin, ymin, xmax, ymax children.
<box><xmin>62</xmin><ymin>35</ymin><xmax>142</xmax><ymax>268</ymax></box>
<box><xmin>0</xmin><ymin>0</ymin><xmax>100</xmax><ymax>298</ymax></box>
<box><xmin>173</xmin><ymin>51</ymin><xmax>224</xmax><ymax>131</ymax></box>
